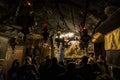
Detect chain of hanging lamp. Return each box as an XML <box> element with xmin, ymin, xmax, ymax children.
<box><xmin>15</xmin><ymin>0</ymin><xmax>35</xmax><ymax>41</ymax></box>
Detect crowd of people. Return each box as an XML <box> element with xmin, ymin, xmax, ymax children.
<box><xmin>4</xmin><ymin>55</ymin><xmax>113</xmax><ymax>80</ymax></box>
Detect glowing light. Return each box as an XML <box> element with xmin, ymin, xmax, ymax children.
<box><xmin>25</xmin><ymin>1</ymin><xmax>32</xmax><ymax>6</ymax></box>
<box><xmin>55</xmin><ymin>32</ymin><xmax>75</xmax><ymax>42</ymax></box>
<box><xmin>60</xmin><ymin>32</ymin><xmax>74</xmax><ymax>38</ymax></box>
<box><xmin>68</xmin><ymin>32</ymin><xmax>74</xmax><ymax>37</ymax></box>
<box><xmin>56</xmin><ymin>36</ymin><xmax>59</xmax><ymax>38</ymax></box>
<box><xmin>60</xmin><ymin>34</ymin><xmax>64</xmax><ymax>38</ymax></box>
<box><xmin>27</xmin><ymin>2</ymin><xmax>31</xmax><ymax>6</ymax></box>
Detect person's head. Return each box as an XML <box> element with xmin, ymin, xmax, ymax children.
<box><xmin>59</xmin><ymin>61</ymin><xmax>64</xmax><ymax>66</ymax></box>
<box><xmin>51</xmin><ymin>57</ymin><xmax>58</xmax><ymax>64</ymax></box>
<box><xmin>81</xmin><ymin>56</ymin><xmax>88</xmax><ymax>64</ymax></box>
<box><xmin>46</xmin><ymin>56</ymin><xmax>50</xmax><ymax>60</ymax></box>
<box><xmin>46</xmin><ymin>58</ymin><xmax>51</xmax><ymax>65</ymax></box>
<box><xmin>67</xmin><ymin>62</ymin><xmax>76</xmax><ymax>71</ymax></box>
<box><xmin>24</xmin><ymin>56</ymin><xmax>32</xmax><ymax>65</ymax></box>
<box><xmin>98</xmin><ymin>55</ymin><xmax>105</xmax><ymax>62</ymax></box>
<box><xmin>12</xmin><ymin>59</ymin><xmax>20</xmax><ymax>68</ymax></box>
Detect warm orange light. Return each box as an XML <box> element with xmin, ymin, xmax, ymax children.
<box><xmin>27</xmin><ymin>2</ymin><xmax>31</xmax><ymax>6</ymax></box>
<box><xmin>24</xmin><ymin>0</ymin><xmax>32</xmax><ymax>6</ymax></box>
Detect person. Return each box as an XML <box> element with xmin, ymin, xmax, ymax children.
<box><xmin>0</xmin><ymin>64</ymin><xmax>4</xmax><ymax>80</ymax></box>
<box><xmin>97</xmin><ymin>55</ymin><xmax>109</xmax><ymax>75</ymax></box>
<box><xmin>47</xmin><ymin>57</ymin><xmax>65</xmax><ymax>80</ymax></box>
<box><xmin>78</xmin><ymin>56</ymin><xmax>94</xmax><ymax>80</ymax></box>
<box><xmin>57</xmin><ymin>62</ymin><xmax>83</xmax><ymax>80</ymax></box>
<box><xmin>17</xmin><ymin>56</ymin><xmax>39</xmax><ymax>80</ymax></box>
<box><xmin>7</xmin><ymin>59</ymin><xmax>20</xmax><ymax>80</ymax></box>
<box><xmin>38</xmin><ymin>58</ymin><xmax>51</xmax><ymax>80</ymax></box>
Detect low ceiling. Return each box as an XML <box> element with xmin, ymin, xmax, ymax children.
<box><xmin>0</xmin><ymin>0</ymin><xmax>120</xmax><ymax>37</ymax></box>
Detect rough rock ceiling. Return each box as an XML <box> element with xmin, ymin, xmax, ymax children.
<box><xmin>0</xmin><ymin>0</ymin><xmax>120</xmax><ymax>36</ymax></box>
